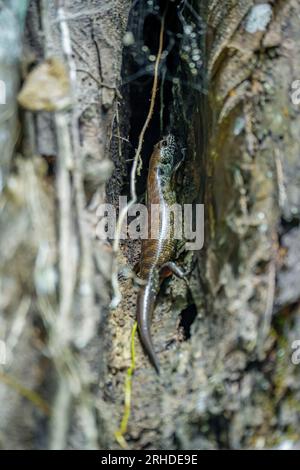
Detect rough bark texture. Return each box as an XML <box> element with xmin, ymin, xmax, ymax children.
<box><xmin>0</xmin><ymin>0</ymin><xmax>131</xmax><ymax>450</ymax></box>
<box><xmin>104</xmin><ymin>0</ymin><xmax>300</xmax><ymax>450</ymax></box>
<box><xmin>0</xmin><ymin>0</ymin><xmax>300</xmax><ymax>450</ymax></box>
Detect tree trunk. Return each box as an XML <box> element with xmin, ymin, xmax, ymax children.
<box><xmin>0</xmin><ymin>0</ymin><xmax>300</xmax><ymax>450</ymax></box>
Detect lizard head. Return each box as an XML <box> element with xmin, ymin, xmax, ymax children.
<box><xmin>157</xmin><ymin>134</ymin><xmax>177</xmax><ymax>168</ymax></box>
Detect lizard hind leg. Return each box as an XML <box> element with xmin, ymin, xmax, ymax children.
<box><xmin>161</xmin><ymin>261</ymin><xmax>189</xmax><ymax>279</ymax></box>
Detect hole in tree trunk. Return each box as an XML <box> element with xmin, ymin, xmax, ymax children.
<box><xmin>178</xmin><ymin>303</ymin><xmax>197</xmax><ymax>340</ymax></box>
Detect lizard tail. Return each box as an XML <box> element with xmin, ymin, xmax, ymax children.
<box><xmin>136</xmin><ymin>281</ymin><xmax>160</xmax><ymax>374</ymax></box>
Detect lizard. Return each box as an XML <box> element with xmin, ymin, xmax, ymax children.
<box><xmin>136</xmin><ymin>134</ymin><xmax>186</xmax><ymax>374</ymax></box>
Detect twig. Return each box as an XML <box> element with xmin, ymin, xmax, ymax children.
<box><xmin>5</xmin><ymin>297</ymin><xmax>31</xmax><ymax>364</ymax></box>
<box><xmin>274</xmin><ymin>147</ymin><xmax>287</xmax><ymax>210</ymax></box>
<box><xmin>77</xmin><ymin>68</ymin><xmax>122</xmax><ymax>98</ymax></box>
<box><xmin>49</xmin><ymin>1</ymin><xmax>98</xmax><ymax>450</ymax></box>
<box><xmin>112</xmin><ymin>134</ymin><xmax>130</xmax><ymax>143</ymax></box>
<box><xmin>114</xmin><ymin>321</ymin><xmax>138</xmax><ymax>449</ymax></box>
<box><xmin>115</xmin><ymin>102</ymin><xmax>122</xmax><ymax>162</ymax></box>
<box><xmin>49</xmin><ymin>376</ymin><xmax>71</xmax><ymax>450</ymax></box>
<box><xmin>52</xmin><ymin>5</ymin><xmax>111</xmax><ymax>24</ymax></box>
<box><xmin>39</xmin><ymin>0</ymin><xmax>97</xmax><ymax>449</ymax></box>
<box><xmin>131</xmin><ymin>12</ymin><xmax>166</xmax><ymax>183</ymax></box>
<box><xmin>58</xmin><ymin>2</ymin><xmax>96</xmax><ymax>349</ymax></box>
<box><xmin>49</xmin><ymin>34</ymin><xmax>75</xmax><ymax>453</ymax></box>
<box><xmin>0</xmin><ymin>371</ymin><xmax>51</xmax><ymax>416</ymax></box>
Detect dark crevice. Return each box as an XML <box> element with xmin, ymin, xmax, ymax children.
<box><xmin>207</xmin><ymin>415</ymin><xmax>230</xmax><ymax>449</ymax></box>
<box><xmin>121</xmin><ymin>0</ymin><xmax>184</xmax><ymax>198</ymax></box>
<box><xmin>178</xmin><ymin>303</ymin><xmax>197</xmax><ymax>340</ymax></box>
<box><xmin>279</xmin><ymin>216</ymin><xmax>300</xmax><ymax>237</ymax></box>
